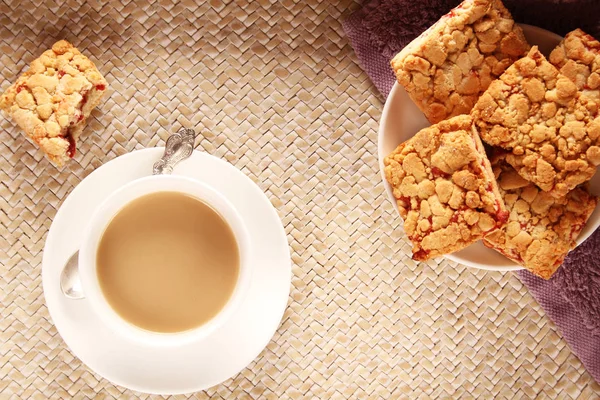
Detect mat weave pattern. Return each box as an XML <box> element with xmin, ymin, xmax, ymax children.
<box><xmin>1</xmin><ymin>0</ymin><xmax>599</xmax><ymax>398</ymax></box>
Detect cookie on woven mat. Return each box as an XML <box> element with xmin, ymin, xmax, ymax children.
<box><xmin>0</xmin><ymin>40</ymin><xmax>108</xmax><ymax>167</ymax></box>
<box><xmin>390</xmin><ymin>0</ymin><xmax>529</xmax><ymax>124</ymax></box>
<box><xmin>484</xmin><ymin>156</ymin><xmax>597</xmax><ymax>279</ymax></box>
<box><xmin>472</xmin><ymin>46</ymin><xmax>600</xmax><ymax>199</ymax></box>
<box><xmin>384</xmin><ymin>115</ymin><xmax>508</xmax><ymax>261</ymax></box>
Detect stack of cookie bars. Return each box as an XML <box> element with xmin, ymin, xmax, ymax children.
<box><xmin>384</xmin><ymin>0</ymin><xmax>600</xmax><ymax>279</ymax></box>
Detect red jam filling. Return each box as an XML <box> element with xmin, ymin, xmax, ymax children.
<box><xmin>449</xmin><ymin>205</ymin><xmax>470</xmax><ymax>224</ymax></box>
<box><xmin>81</xmin><ymin>90</ymin><xmax>89</xmax><ymax>107</ymax></box>
<box><xmin>420</xmin><ymin>229</ymin><xmax>432</xmax><ymax>238</ymax></box>
<box><xmin>399</xmin><ymin>196</ymin><xmax>412</xmax><ymax>211</ymax></box>
<box><xmin>413</xmin><ymin>249</ymin><xmax>430</xmax><ymax>261</ymax></box>
<box><xmin>582</xmin><ymin>34</ymin><xmax>600</xmax><ymax>50</ymax></box>
<box><xmin>496</xmin><ymin>210</ymin><xmax>509</xmax><ymax>224</ymax></box>
<box><xmin>57</xmin><ymin>71</ymin><xmax>65</xmax><ymax>78</ymax></box>
<box><xmin>495</xmin><ymin>199</ymin><xmax>509</xmax><ymax>224</ymax></box>
<box><xmin>431</xmin><ymin>167</ymin><xmax>450</xmax><ymax>179</ymax></box>
<box><xmin>16</xmin><ymin>84</ymin><xmax>26</xmax><ymax>93</ymax></box>
<box><xmin>520</xmin><ymin>221</ymin><xmax>529</xmax><ymax>230</ymax></box>
<box><xmin>569</xmin><ymin>222</ymin><xmax>585</xmax><ymax>239</ymax></box>
<box><xmin>66</xmin><ymin>134</ymin><xmax>76</xmax><ymax>158</ymax></box>
<box><xmin>95</xmin><ymin>84</ymin><xmax>106</xmax><ymax>91</ymax></box>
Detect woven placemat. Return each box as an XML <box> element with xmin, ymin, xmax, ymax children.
<box><xmin>1</xmin><ymin>0</ymin><xmax>599</xmax><ymax>398</ymax></box>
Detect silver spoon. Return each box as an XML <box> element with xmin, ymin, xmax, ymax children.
<box><xmin>59</xmin><ymin>128</ymin><xmax>196</xmax><ymax>300</ymax></box>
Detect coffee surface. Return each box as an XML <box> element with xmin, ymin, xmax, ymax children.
<box><xmin>97</xmin><ymin>191</ymin><xmax>239</xmax><ymax>333</ymax></box>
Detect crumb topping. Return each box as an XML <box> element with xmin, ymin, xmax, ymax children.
<box><xmin>484</xmin><ymin>157</ymin><xmax>597</xmax><ymax>279</ymax></box>
<box><xmin>472</xmin><ymin>46</ymin><xmax>600</xmax><ymax>198</ymax></box>
<box><xmin>384</xmin><ymin>115</ymin><xmax>507</xmax><ymax>260</ymax></box>
<box><xmin>0</xmin><ymin>40</ymin><xmax>107</xmax><ymax>166</ymax></box>
<box><xmin>549</xmin><ymin>28</ymin><xmax>600</xmax><ymax>102</ymax></box>
<box><xmin>391</xmin><ymin>0</ymin><xmax>530</xmax><ymax>123</ymax></box>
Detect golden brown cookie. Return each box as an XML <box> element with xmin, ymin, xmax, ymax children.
<box><xmin>549</xmin><ymin>28</ymin><xmax>600</xmax><ymax>103</ymax></box>
<box><xmin>390</xmin><ymin>0</ymin><xmax>529</xmax><ymax>124</ymax></box>
<box><xmin>472</xmin><ymin>46</ymin><xmax>600</xmax><ymax>198</ymax></box>
<box><xmin>0</xmin><ymin>40</ymin><xmax>108</xmax><ymax>166</ymax></box>
<box><xmin>384</xmin><ymin>115</ymin><xmax>508</xmax><ymax>261</ymax></box>
<box><xmin>484</xmin><ymin>156</ymin><xmax>597</xmax><ymax>279</ymax></box>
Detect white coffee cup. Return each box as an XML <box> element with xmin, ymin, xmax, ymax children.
<box><xmin>77</xmin><ymin>174</ymin><xmax>251</xmax><ymax>347</ymax></box>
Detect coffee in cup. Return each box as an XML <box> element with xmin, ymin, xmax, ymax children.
<box><xmin>96</xmin><ymin>191</ymin><xmax>240</xmax><ymax>333</ymax></box>
<box><xmin>78</xmin><ymin>175</ymin><xmax>251</xmax><ymax>346</ymax></box>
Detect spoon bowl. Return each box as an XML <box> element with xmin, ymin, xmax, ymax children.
<box><xmin>60</xmin><ymin>251</ymin><xmax>84</xmax><ymax>299</ymax></box>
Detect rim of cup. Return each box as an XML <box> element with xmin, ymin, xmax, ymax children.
<box><xmin>78</xmin><ymin>174</ymin><xmax>252</xmax><ymax>347</ymax></box>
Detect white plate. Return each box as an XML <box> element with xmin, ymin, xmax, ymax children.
<box><xmin>378</xmin><ymin>24</ymin><xmax>600</xmax><ymax>271</ymax></box>
<box><xmin>42</xmin><ymin>149</ymin><xmax>292</xmax><ymax>395</ymax></box>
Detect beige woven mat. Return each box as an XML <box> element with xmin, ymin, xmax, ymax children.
<box><xmin>1</xmin><ymin>0</ymin><xmax>599</xmax><ymax>398</ymax></box>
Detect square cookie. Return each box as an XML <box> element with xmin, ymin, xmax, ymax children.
<box><xmin>384</xmin><ymin>115</ymin><xmax>508</xmax><ymax>261</ymax></box>
<box><xmin>472</xmin><ymin>46</ymin><xmax>600</xmax><ymax>198</ymax></box>
<box><xmin>390</xmin><ymin>0</ymin><xmax>529</xmax><ymax>124</ymax></box>
<box><xmin>0</xmin><ymin>40</ymin><xmax>108</xmax><ymax>166</ymax></box>
<box><xmin>484</xmin><ymin>157</ymin><xmax>597</xmax><ymax>279</ymax></box>
<box><xmin>549</xmin><ymin>28</ymin><xmax>600</xmax><ymax>101</ymax></box>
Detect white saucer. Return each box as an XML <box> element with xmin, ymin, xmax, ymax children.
<box><xmin>42</xmin><ymin>148</ymin><xmax>292</xmax><ymax>395</ymax></box>
<box><xmin>378</xmin><ymin>24</ymin><xmax>600</xmax><ymax>271</ymax></box>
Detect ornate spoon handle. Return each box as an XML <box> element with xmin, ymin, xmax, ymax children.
<box><xmin>153</xmin><ymin>128</ymin><xmax>196</xmax><ymax>175</ymax></box>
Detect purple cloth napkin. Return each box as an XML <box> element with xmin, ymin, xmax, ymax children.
<box><xmin>343</xmin><ymin>0</ymin><xmax>600</xmax><ymax>383</ymax></box>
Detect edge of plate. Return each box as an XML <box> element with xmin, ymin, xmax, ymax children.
<box><xmin>377</xmin><ymin>24</ymin><xmax>574</xmax><ymax>272</ymax></box>
<box><xmin>42</xmin><ymin>148</ymin><xmax>292</xmax><ymax>395</ymax></box>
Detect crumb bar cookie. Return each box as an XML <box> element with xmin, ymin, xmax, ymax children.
<box><xmin>472</xmin><ymin>46</ymin><xmax>600</xmax><ymax>198</ymax></box>
<box><xmin>384</xmin><ymin>115</ymin><xmax>508</xmax><ymax>261</ymax></box>
<box><xmin>484</xmin><ymin>158</ymin><xmax>597</xmax><ymax>279</ymax></box>
<box><xmin>0</xmin><ymin>40</ymin><xmax>107</xmax><ymax>166</ymax></box>
<box><xmin>390</xmin><ymin>0</ymin><xmax>529</xmax><ymax>124</ymax></box>
<box><xmin>549</xmin><ymin>29</ymin><xmax>600</xmax><ymax>101</ymax></box>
